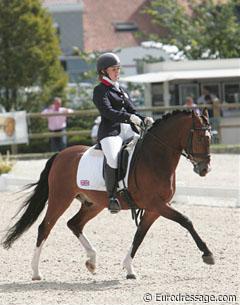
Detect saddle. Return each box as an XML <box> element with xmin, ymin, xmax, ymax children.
<box><xmin>94</xmin><ymin>137</ymin><xmax>135</xmax><ymax>183</ymax></box>
<box><xmin>77</xmin><ymin>137</ymin><xmax>143</xmax><ymax>226</ymax></box>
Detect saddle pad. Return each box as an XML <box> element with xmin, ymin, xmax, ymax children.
<box><xmin>76</xmin><ymin>138</ymin><xmax>138</xmax><ymax>191</ymax></box>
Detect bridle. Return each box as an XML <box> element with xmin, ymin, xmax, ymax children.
<box><xmin>181</xmin><ymin>113</ymin><xmax>211</xmax><ymax>164</ymax></box>
<box><xmin>141</xmin><ymin>112</ymin><xmax>211</xmax><ymax>165</ymax></box>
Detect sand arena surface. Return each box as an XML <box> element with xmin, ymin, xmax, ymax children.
<box><xmin>0</xmin><ymin>154</ymin><xmax>239</xmax><ymax>305</ymax></box>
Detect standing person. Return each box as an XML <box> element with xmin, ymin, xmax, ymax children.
<box><xmin>42</xmin><ymin>97</ymin><xmax>73</xmax><ymax>152</ymax></box>
<box><xmin>93</xmin><ymin>52</ymin><xmax>154</xmax><ymax>214</ymax></box>
<box><xmin>184</xmin><ymin>96</ymin><xmax>200</xmax><ymax>115</ymax></box>
<box><xmin>197</xmin><ymin>87</ymin><xmax>210</xmax><ymax>105</ymax></box>
<box><xmin>197</xmin><ymin>86</ymin><xmax>217</xmax><ymax>105</ymax></box>
<box><xmin>205</xmin><ymin>95</ymin><xmax>214</xmax><ymax>118</ymax></box>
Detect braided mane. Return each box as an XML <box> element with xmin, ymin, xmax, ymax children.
<box><xmin>150</xmin><ymin>109</ymin><xmax>192</xmax><ymax>130</ymax></box>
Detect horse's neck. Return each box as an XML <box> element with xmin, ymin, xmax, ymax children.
<box><xmin>141</xmin><ymin>115</ymin><xmax>190</xmax><ymax>174</ymax></box>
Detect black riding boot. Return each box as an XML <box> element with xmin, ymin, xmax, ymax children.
<box><xmin>104</xmin><ymin>164</ymin><xmax>121</xmax><ymax>214</ymax></box>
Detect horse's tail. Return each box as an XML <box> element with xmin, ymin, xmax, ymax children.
<box><xmin>2</xmin><ymin>153</ymin><xmax>58</xmax><ymax>249</ymax></box>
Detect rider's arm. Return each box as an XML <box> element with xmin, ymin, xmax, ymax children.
<box><xmin>93</xmin><ymin>87</ymin><xmax>132</xmax><ymax>123</ymax></box>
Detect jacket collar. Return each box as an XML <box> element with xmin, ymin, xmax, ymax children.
<box><xmin>101</xmin><ymin>76</ymin><xmax>120</xmax><ymax>92</ymax></box>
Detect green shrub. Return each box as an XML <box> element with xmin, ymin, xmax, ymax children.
<box><xmin>0</xmin><ymin>153</ymin><xmax>13</xmax><ymax>174</ymax></box>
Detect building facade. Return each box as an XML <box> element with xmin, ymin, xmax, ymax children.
<box><xmin>122</xmin><ymin>58</ymin><xmax>240</xmax><ymax>144</ymax></box>
<box><xmin>43</xmin><ymin>0</ymin><xmax>166</xmax><ymax>81</ymax></box>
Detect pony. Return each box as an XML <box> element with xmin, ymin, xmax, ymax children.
<box><xmin>2</xmin><ymin>109</ymin><xmax>214</xmax><ymax>280</ymax></box>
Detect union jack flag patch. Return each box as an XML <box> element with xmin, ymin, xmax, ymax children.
<box><xmin>80</xmin><ymin>180</ymin><xmax>90</xmax><ymax>186</ymax></box>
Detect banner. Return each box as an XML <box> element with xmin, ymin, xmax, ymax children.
<box><xmin>0</xmin><ymin>111</ymin><xmax>28</xmax><ymax>145</ymax></box>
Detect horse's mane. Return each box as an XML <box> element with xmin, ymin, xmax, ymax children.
<box><xmin>150</xmin><ymin>109</ymin><xmax>192</xmax><ymax>130</ymax></box>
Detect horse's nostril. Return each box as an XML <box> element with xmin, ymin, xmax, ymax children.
<box><xmin>200</xmin><ymin>168</ymin><xmax>207</xmax><ymax>176</ymax></box>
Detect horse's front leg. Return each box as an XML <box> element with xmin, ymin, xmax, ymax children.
<box><xmin>123</xmin><ymin>211</ymin><xmax>160</xmax><ymax>279</ymax></box>
<box><xmin>158</xmin><ymin>204</ymin><xmax>215</xmax><ymax>265</ymax></box>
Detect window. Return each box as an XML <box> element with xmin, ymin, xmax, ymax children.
<box><xmin>200</xmin><ymin>83</ymin><xmax>220</xmax><ymax>99</ymax></box>
<box><xmin>113</xmin><ymin>22</ymin><xmax>138</xmax><ymax>32</ymax></box>
<box><xmin>223</xmin><ymin>83</ymin><xmax>240</xmax><ymax>103</ymax></box>
<box><xmin>179</xmin><ymin>84</ymin><xmax>199</xmax><ymax>105</ymax></box>
<box><xmin>152</xmin><ymin>83</ymin><xmax>164</xmax><ymax>106</ymax></box>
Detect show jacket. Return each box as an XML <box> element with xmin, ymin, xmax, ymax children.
<box><xmin>93</xmin><ymin>82</ymin><xmax>144</xmax><ymax>141</ymax></box>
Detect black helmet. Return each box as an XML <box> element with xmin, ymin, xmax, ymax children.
<box><xmin>96</xmin><ymin>53</ymin><xmax>120</xmax><ymax>73</ymax></box>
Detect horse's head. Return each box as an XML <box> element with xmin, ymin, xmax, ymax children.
<box><xmin>184</xmin><ymin>109</ymin><xmax>211</xmax><ymax>177</ymax></box>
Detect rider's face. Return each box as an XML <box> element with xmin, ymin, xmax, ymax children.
<box><xmin>106</xmin><ymin>65</ymin><xmax>120</xmax><ymax>81</ymax></box>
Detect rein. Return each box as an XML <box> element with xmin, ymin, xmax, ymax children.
<box><xmin>140</xmin><ymin>113</ymin><xmax>211</xmax><ymax>163</ymax></box>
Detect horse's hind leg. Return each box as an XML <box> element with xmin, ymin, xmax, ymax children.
<box><xmin>31</xmin><ymin>193</ymin><xmax>74</xmax><ymax>280</ymax></box>
<box><xmin>67</xmin><ymin>198</ymin><xmax>104</xmax><ymax>274</ymax></box>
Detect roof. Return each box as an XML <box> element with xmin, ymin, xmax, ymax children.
<box><xmin>82</xmin><ymin>0</ymin><xmax>164</xmax><ymax>52</ymax></box>
<box><xmin>121</xmin><ymin>68</ymin><xmax>240</xmax><ymax>83</ymax></box>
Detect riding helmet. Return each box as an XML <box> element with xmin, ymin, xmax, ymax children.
<box><xmin>96</xmin><ymin>53</ymin><xmax>120</xmax><ymax>73</ymax></box>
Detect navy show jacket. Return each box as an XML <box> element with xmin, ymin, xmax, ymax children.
<box><xmin>93</xmin><ymin>82</ymin><xmax>144</xmax><ymax>141</ymax></box>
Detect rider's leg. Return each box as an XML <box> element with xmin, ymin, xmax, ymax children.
<box><xmin>120</xmin><ymin>123</ymin><xmax>138</xmax><ymax>139</ymax></box>
<box><xmin>100</xmin><ymin>136</ymin><xmax>122</xmax><ymax>213</ymax></box>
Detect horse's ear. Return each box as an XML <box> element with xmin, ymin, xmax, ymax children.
<box><xmin>191</xmin><ymin>109</ymin><xmax>197</xmax><ymax>117</ymax></box>
<box><xmin>202</xmin><ymin>107</ymin><xmax>209</xmax><ymax>119</ymax></box>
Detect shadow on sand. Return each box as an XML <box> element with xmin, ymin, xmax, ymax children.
<box><xmin>0</xmin><ymin>279</ymin><xmax>122</xmax><ymax>293</ymax></box>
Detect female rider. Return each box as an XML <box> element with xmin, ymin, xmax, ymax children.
<box><xmin>93</xmin><ymin>53</ymin><xmax>154</xmax><ymax>214</ymax></box>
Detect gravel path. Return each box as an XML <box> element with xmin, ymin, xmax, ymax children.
<box><xmin>0</xmin><ymin>154</ymin><xmax>239</xmax><ymax>305</ymax></box>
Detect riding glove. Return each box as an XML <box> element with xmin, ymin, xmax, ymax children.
<box><xmin>144</xmin><ymin>117</ymin><xmax>154</xmax><ymax>126</ymax></box>
<box><xmin>130</xmin><ymin>114</ymin><xmax>142</xmax><ymax>126</ymax></box>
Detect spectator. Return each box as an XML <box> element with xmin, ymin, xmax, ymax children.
<box><xmin>197</xmin><ymin>86</ymin><xmax>217</xmax><ymax>105</ymax></box>
<box><xmin>91</xmin><ymin>116</ymin><xmax>101</xmax><ymax>144</ymax></box>
<box><xmin>205</xmin><ymin>95</ymin><xmax>214</xmax><ymax>118</ymax></box>
<box><xmin>197</xmin><ymin>87</ymin><xmax>210</xmax><ymax>104</ymax></box>
<box><xmin>184</xmin><ymin>96</ymin><xmax>200</xmax><ymax>115</ymax></box>
<box><xmin>42</xmin><ymin>97</ymin><xmax>73</xmax><ymax>152</ymax></box>
<box><xmin>0</xmin><ymin>104</ymin><xmax>6</xmax><ymax>113</ymax></box>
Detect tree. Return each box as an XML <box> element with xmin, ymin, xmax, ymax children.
<box><xmin>0</xmin><ymin>0</ymin><xmax>68</xmax><ymax>111</ymax></box>
<box><xmin>145</xmin><ymin>0</ymin><xmax>240</xmax><ymax>59</ymax></box>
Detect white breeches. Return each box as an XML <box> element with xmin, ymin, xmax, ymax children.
<box><xmin>100</xmin><ymin>123</ymin><xmax>136</xmax><ymax>168</ymax></box>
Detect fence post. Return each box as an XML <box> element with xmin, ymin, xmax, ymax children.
<box><xmin>212</xmin><ymin>100</ymin><xmax>221</xmax><ymax>118</ymax></box>
<box><xmin>11</xmin><ymin>144</ymin><xmax>18</xmax><ymax>155</ymax></box>
<box><xmin>212</xmin><ymin>100</ymin><xmax>221</xmax><ymax>143</ymax></box>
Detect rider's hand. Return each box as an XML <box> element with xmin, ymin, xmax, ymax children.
<box><xmin>144</xmin><ymin>116</ymin><xmax>154</xmax><ymax>126</ymax></box>
<box><xmin>130</xmin><ymin>114</ymin><xmax>142</xmax><ymax>126</ymax></box>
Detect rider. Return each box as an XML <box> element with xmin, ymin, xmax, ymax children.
<box><xmin>93</xmin><ymin>52</ymin><xmax>154</xmax><ymax>214</ymax></box>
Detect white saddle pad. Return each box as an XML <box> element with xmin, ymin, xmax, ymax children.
<box><xmin>76</xmin><ymin>136</ymin><xmax>139</xmax><ymax>191</ymax></box>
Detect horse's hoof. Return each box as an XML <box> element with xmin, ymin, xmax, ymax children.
<box><xmin>32</xmin><ymin>275</ymin><xmax>42</xmax><ymax>281</ymax></box>
<box><xmin>85</xmin><ymin>259</ymin><xmax>96</xmax><ymax>274</ymax></box>
<box><xmin>126</xmin><ymin>274</ymin><xmax>136</xmax><ymax>280</ymax></box>
<box><xmin>202</xmin><ymin>254</ymin><xmax>215</xmax><ymax>265</ymax></box>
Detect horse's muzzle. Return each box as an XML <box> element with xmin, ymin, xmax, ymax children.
<box><xmin>193</xmin><ymin>161</ymin><xmax>211</xmax><ymax>177</ymax></box>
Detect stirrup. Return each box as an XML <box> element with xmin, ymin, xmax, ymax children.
<box><xmin>108</xmin><ymin>197</ymin><xmax>121</xmax><ymax>214</ymax></box>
